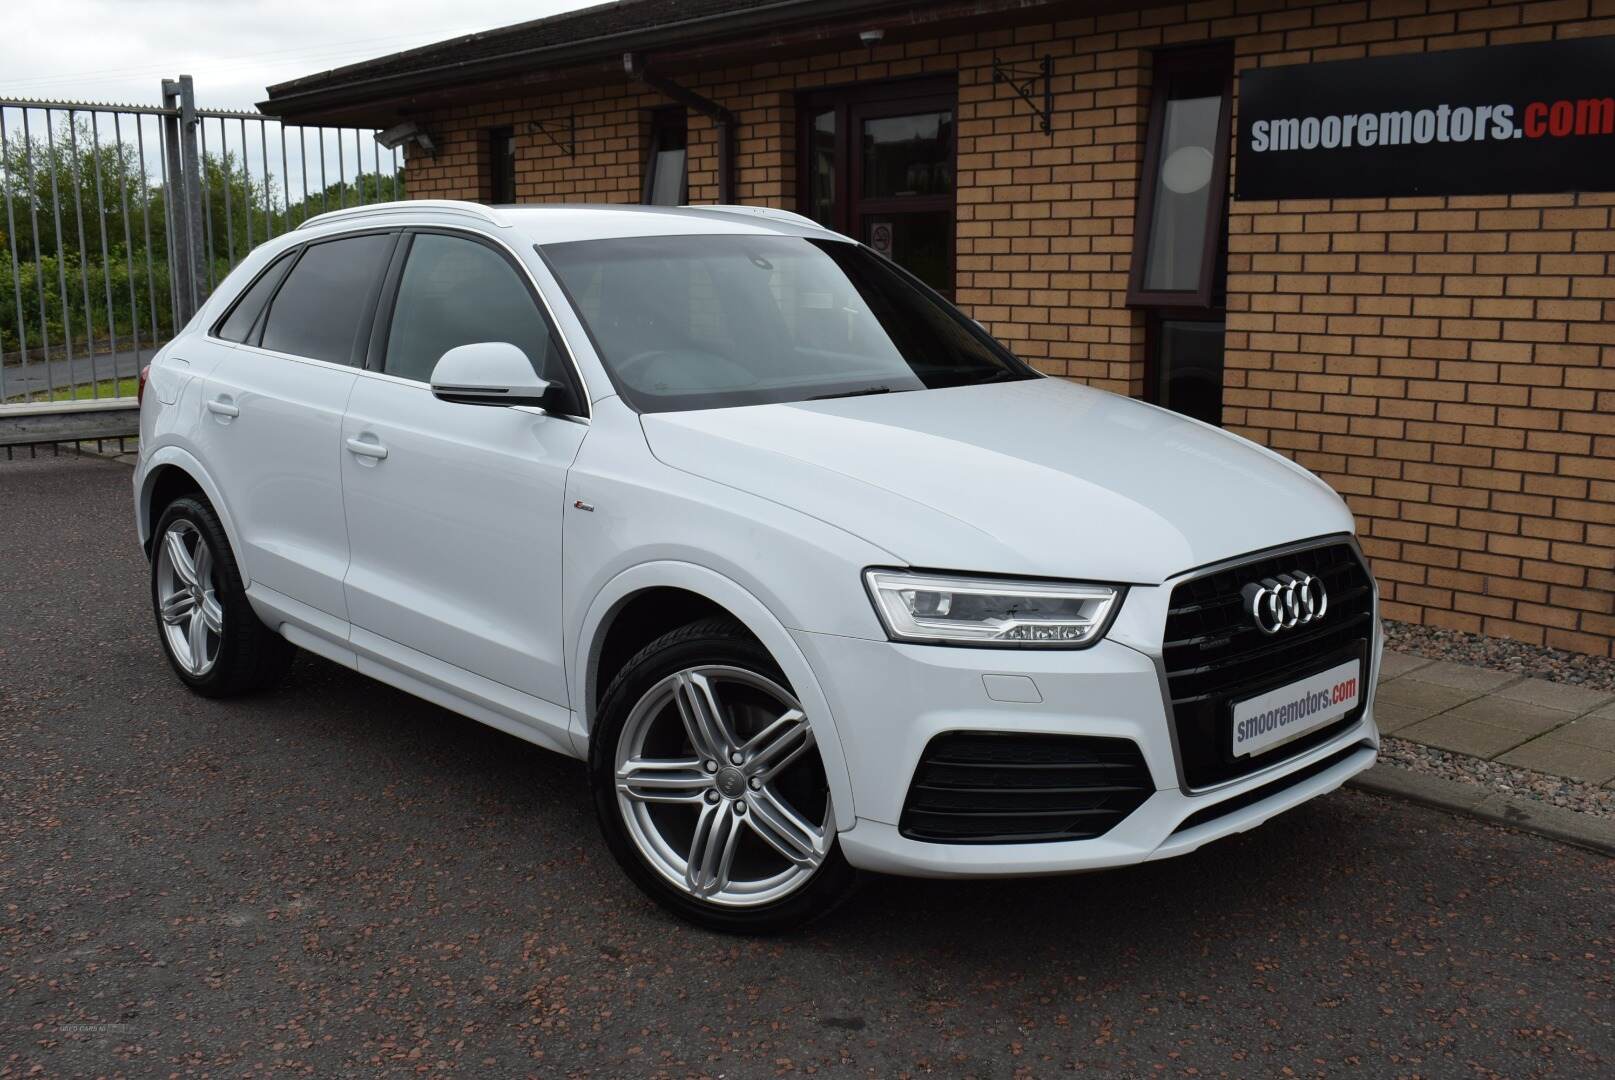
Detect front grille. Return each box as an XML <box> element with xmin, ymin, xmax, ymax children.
<box><xmin>1163</xmin><ymin>539</ymin><xmax>1375</xmax><ymax>789</ymax></box>
<box><xmin>1170</xmin><ymin>742</ymin><xmax>1370</xmax><ymax>835</ymax></box>
<box><xmin>898</xmin><ymin>732</ymin><xmax>1153</xmax><ymax>844</ymax></box>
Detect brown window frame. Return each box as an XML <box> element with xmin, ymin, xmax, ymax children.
<box><xmin>1126</xmin><ymin>46</ymin><xmax>1234</xmax><ymax>309</ymax></box>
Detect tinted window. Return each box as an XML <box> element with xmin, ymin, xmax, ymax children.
<box><xmin>489</xmin><ymin>127</ymin><xmax>516</xmax><ymax>204</ymax></box>
<box><xmin>215</xmin><ymin>252</ymin><xmax>294</xmax><ymax>343</ymax></box>
<box><xmin>384</xmin><ymin>233</ymin><xmax>565</xmax><ymax>387</ymax></box>
<box><xmin>542</xmin><ymin>234</ymin><xmax>1032</xmax><ymax>413</ymax></box>
<box><xmin>259</xmin><ymin>233</ymin><xmax>392</xmax><ymax>364</ymax></box>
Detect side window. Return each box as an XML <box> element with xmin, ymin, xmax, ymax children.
<box><xmin>384</xmin><ymin>233</ymin><xmax>566</xmax><ymax>388</ymax></box>
<box><xmin>215</xmin><ymin>251</ymin><xmax>294</xmax><ymax>344</ymax></box>
<box><xmin>259</xmin><ymin>233</ymin><xmax>393</xmax><ymax>365</ymax></box>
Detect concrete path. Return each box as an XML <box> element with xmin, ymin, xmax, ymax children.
<box><xmin>1377</xmin><ymin>650</ymin><xmax>1615</xmax><ymax>787</ymax></box>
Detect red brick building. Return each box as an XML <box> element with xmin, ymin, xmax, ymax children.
<box><xmin>262</xmin><ymin>0</ymin><xmax>1615</xmax><ymax>657</ymax></box>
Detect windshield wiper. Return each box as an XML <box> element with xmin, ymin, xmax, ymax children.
<box><xmin>810</xmin><ymin>385</ymin><xmax>893</xmax><ymax>401</ymax></box>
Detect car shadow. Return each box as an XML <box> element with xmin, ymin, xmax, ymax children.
<box><xmin>235</xmin><ymin>647</ymin><xmax>1389</xmax><ymax>961</ymax></box>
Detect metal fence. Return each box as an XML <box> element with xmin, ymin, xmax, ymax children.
<box><xmin>0</xmin><ymin>75</ymin><xmax>403</xmax><ymax>407</ymax></box>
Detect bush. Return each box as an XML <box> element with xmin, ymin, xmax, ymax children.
<box><xmin>0</xmin><ymin>249</ymin><xmax>181</xmax><ymax>356</ymax></box>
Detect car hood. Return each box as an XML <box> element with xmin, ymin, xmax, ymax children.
<box><xmin>639</xmin><ymin>378</ymin><xmax>1355</xmax><ymax>584</ymax></box>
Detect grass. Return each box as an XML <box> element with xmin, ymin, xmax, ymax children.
<box><xmin>27</xmin><ymin>377</ymin><xmax>140</xmax><ymax>403</ymax></box>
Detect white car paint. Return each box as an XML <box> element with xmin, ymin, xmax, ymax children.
<box><xmin>641</xmin><ymin>376</ymin><xmax>1354</xmax><ymax>583</ymax></box>
<box><xmin>134</xmin><ymin>201</ymin><xmax>1380</xmax><ymax>881</ymax></box>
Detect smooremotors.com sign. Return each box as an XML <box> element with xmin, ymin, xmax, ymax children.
<box><xmin>1237</xmin><ymin>37</ymin><xmax>1615</xmax><ymax>200</ymax></box>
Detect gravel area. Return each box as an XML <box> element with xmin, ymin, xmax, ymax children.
<box><xmin>1379</xmin><ymin>735</ymin><xmax>1615</xmax><ymax>818</ymax></box>
<box><xmin>1385</xmin><ymin>618</ymin><xmax>1615</xmax><ymax>691</ymax></box>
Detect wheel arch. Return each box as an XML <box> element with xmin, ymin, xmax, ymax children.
<box><xmin>573</xmin><ymin>562</ymin><xmax>857</xmax><ymax>830</ymax></box>
<box><xmin>137</xmin><ymin>448</ymin><xmax>245</xmax><ymax>572</ymax></box>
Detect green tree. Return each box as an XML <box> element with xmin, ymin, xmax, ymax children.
<box><xmin>283</xmin><ymin>170</ymin><xmax>405</xmax><ymax>228</ymax></box>
<box><xmin>1</xmin><ymin>117</ymin><xmax>161</xmax><ymax>264</ymax></box>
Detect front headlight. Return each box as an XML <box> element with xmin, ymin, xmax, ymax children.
<box><xmin>863</xmin><ymin>569</ymin><xmax>1123</xmax><ymax>648</ymax></box>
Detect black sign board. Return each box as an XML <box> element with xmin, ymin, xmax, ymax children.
<box><xmin>1237</xmin><ymin>37</ymin><xmax>1615</xmax><ymax>200</ymax></box>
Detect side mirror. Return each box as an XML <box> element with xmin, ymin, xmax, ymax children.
<box><xmin>429</xmin><ymin>342</ymin><xmax>552</xmax><ymax>408</ymax></box>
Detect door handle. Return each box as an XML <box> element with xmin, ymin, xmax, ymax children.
<box><xmin>346</xmin><ymin>435</ymin><xmax>388</xmax><ymax>460</ymax></box>
<box><xmin>206</xmin><ymin>397</ymin><xmax>239</xmax><ymax>418</ymax></box>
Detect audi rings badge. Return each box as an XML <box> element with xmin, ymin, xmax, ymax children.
<box><xmin>1240</xmin><ymin>572</ymin><xmax>1328</xmax><ymax>635</ymax></box>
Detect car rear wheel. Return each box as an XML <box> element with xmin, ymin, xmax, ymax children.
<box><xmin>150</xmin><ymin>496</ymin><xmax>292</xmax><ymax>697</ymax></box>
<box><xmin>590</xmin><ymin>617</ymin><xmax>856</xmax><ymax>933</ymax></box>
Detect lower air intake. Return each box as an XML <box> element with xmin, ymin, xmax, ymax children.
<box><xmin>899</xmin><ymin>732</ymin><xmax>1154</xmax><ymax>844</ymax></box>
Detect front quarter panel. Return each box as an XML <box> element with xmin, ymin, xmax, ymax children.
<box><xmin>563</xmin><ymin>397</ymin><xmax>899</xmax><ymax>830</ymax></box>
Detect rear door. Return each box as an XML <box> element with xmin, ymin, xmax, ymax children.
<box><xmin>338</xmin><ymin>229</ymin><xmax>587</xmax><ymax>706</ymax></box>
<box><xmin>196</xmin><ymin>230</ymin><xmax>396</xmax><ymax>622</ymax></box>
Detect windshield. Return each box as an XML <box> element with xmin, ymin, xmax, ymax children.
<box><xmin>539</xmin><ymin>234</ymin><xmax>1035</xmax><ymax>413</ymax></box>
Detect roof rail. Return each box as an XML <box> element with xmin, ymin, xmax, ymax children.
<box><xmin>681</xmin><ymin>204</ymin><xmax>825</xmax><ymax>230</ymax></box>
<box><xmin>296</xmin><ymin>199</ymin><xmax>508</xmax><ymax>231</ymax></box>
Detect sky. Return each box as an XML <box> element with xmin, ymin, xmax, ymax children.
<box><xmin>1</xmin><ymin>0</ymin><xmax>601</xmax><ymax>110</ymax></box>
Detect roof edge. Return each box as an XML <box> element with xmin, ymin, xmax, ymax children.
<box><xmin>258</xmin><ymin>0</ymin><xmax>906</xmax><ymax>118</ymax></box>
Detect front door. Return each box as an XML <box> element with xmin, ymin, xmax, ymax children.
<box><xmin>801</xmin><ymin>78</ymin><xmax>956</xmax><ymax>296</ymax></box>
<box><xmin>339</xmin><ymin>229</ymin><xmax>587</xmax><ymax>707</ymax></box>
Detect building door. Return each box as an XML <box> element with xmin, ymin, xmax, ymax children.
<box><xmin>800</xmin><ymin>79</ymin><xmax>956</xmax><ymax>296</ymax></box>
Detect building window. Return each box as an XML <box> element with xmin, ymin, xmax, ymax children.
<box><xmin>1132</xmin><ymin>47</ymin><xmax>1232</xmax><ymax>427</ymax></box>
<box><xmin>643</xmin><ymin>107</ymin><xmax>687</xmax><ymax>206</ymax></box>
<box><xmin>489</xmin><ymin>127</ymin><xmax>516</xmax><ymax>204</ymax></box>
<box><xmin>1128</xmin><ymin>48</ymin><xmax>1232</xmax><ymax>307</ymax></box>
<box><xmin>1150</xmin><ymin>319</ymin><xmax>1225</xmax><ymax>427</ymax></box>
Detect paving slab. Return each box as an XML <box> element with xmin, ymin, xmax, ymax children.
<box><xmin>1371</xmin><ymin>701</ymin><xmax>1430</xmax><ymax>734</ymax></box>
<box><xmin>1439</xmin><ymin>696</ymin><xmax>1576</xmax><ymax>740</ymax></box>
<box><xmin>1397</xmin><ymin>713</ymin><xmax>1536</xmax><ymax>758</ymax></box>
<box><xmin>1492</xmin><ymin>677</ymin><xmax>1614</xmax><ymax>716</ymax></box>
<box><xmin>1593</xmin><ymin>699</ymin><xmax>1615</xmax><ymax>721</ymax></box>
<box><xmin>1402</xmin><ymin>660</ymin><xmax>1522</xmax><ymax>694</ymax></box>
<box><xmin>1552</xmin><ymin>714</ymin><xmax>1615</xmax><ymax>751</ymax></box>
<box><xmin>1498</xmin><ymin>738</ymin><xmax>1615</xmax><ymax>786</ymax></box>
<box><xmin>1374</xmin><ymin>677</ymin><xmax>1479</xmax><ymax>722</ymax></box>
<box><xmin>1376</xmin><ymin>650</ymin><xmax>1434</xmax><ymax>682</ymax></box>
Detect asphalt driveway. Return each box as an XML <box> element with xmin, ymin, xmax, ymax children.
<box><xmin>1</xmin><ymin>454</ymin><xmax>1610</xmax><ymax>1077</ymax></box>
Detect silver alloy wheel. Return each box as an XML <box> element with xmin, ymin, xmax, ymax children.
<box><xmin>615</xmin><ymin>665</ymin><xmax>831</xmax><ymax>907</ymax></box>
<box><xmin>155</xmin><ymin>520</ymin><xmax>223</xmax><ymax>677</ymax></box>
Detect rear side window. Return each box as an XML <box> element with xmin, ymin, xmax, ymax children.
<box><xmin>384</xmin><ymin>233</ymin><xmax>567</xmax><ymax>388</ymax></box>
<box><xmin>214</xmin><ymin>252</ymin><xmax>294</xmax><ymax>343</ymax></box>
<box><xmin>260</xmin><ymin>233</ymin><xmax>393</xmax><ymax>365</ymax></box>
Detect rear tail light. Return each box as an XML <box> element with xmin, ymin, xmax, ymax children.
<box><xmin>138</xmin><ymin>364</ymin><xmax>151</xmax><ymax>404</ymax></box>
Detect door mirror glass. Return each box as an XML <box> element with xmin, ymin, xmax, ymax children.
<box><xmin>429</xmin><ymin>342</ymin><xmax>552</xmax><ymax>408</ymax></box>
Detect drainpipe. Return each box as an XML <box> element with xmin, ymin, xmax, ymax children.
<box><xmin>623</xmin><ymin>52</ymin><xmax>735</xmax><ymax>204</ymax></box>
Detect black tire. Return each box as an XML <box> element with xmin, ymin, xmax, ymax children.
<box><xmin>589</xmin><ymin>617</ymin><xmax>858</xmax><ymax>933</ymax></box>
<box><xmin>149</xmin><ymin>495</ymin><xmax>293</xmax><ymax>698</ymax></box>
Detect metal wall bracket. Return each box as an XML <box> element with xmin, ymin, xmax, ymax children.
<box><xmin>527</xmin><ymin>112</ymin><xmax>575</xmax><ymax>157</ymax></box>
<box><xmin>992</xmin><ymin>55</ymin><xmax>1053</xmax><ymax>135</ymax></box>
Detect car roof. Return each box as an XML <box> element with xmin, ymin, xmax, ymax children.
<box><xmin>293</xmin><ymin>200</ymin><xmax>846</xmax><ymax>246</ymax></box>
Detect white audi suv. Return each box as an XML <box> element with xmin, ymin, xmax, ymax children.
<box><xmin>134</xmin><ymin>200</ymin><xmax>1380</xmax><ymax>931</ymax></box>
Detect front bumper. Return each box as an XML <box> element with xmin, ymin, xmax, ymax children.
<box><xmin>792</xmin><ymin>618</ymin><xmax>1381</xmax><ymax>879</ymax></box>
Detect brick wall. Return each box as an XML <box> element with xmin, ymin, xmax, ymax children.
<box><xmin>1220</xmin><ymin>0</ymin><xmax>1615</xmax><ymax>655</ymax></box>
<box><xmin>398</xmin><ymin>0</ymin><xmax>1615</xmax><ymax>657</ymax></box>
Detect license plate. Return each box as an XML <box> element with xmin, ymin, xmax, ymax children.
<box><xmin>1231</xmin><ymin>659</ymin><xmax>1362</xmax><ymax>758</ymax></box>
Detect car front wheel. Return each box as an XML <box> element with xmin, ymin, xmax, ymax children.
<box><xmin>590</xmin><ymin>617</ymin><xmax>856</xmax><ymax>933</ymax></box>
